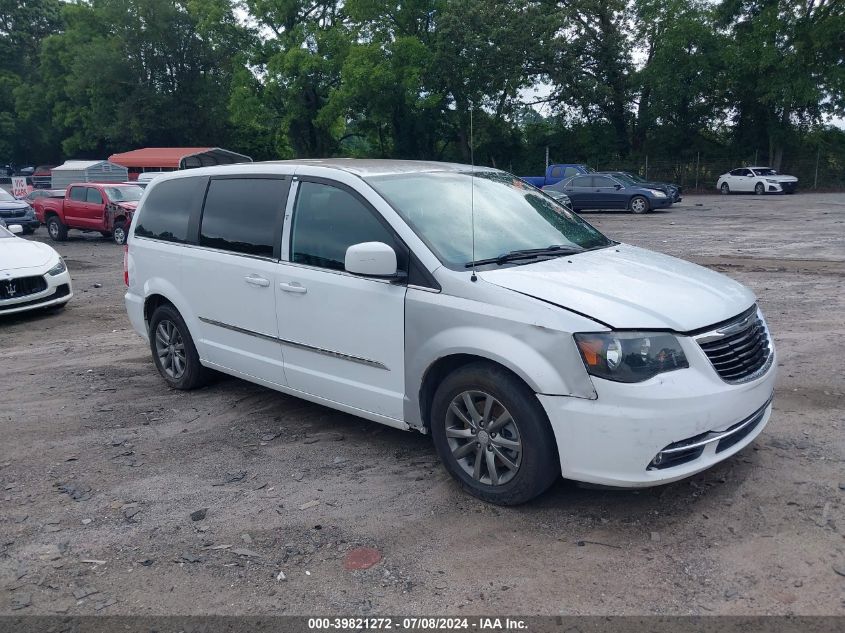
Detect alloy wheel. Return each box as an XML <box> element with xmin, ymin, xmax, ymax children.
<box><xmin>48</xmin><ymin>221</ymin><xmax>58</xmax><ymax>239</ymax></box>
<box><xmin>444</xmin><ymin>390</ymin><xmax>522</xmax><ymax>486</ymax></box>
<box><xmin>154</xmin><ymin>319</ymin><xmax>187</xmax><ymax>379</ymax></box>
<box><xmin>631</xmin><ymin>197</ymin><xmax>647</xmax><ymax>213</ymax></box>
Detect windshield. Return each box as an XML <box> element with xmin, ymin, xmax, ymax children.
<box><xmin>104</xmin><ymin>186</ymin><xmax>143</xmax><ymax>202</ymax></box>
<box><xmin>752</xmin><ymin>168</ymin><xmax>777</xmax><ymax>176</ymax></box>
<box><xmin>0</xmin><ymin>190</ymin><xmax>15</xmax><ymax>202</ymax></box>
<box><xmin>368</xmin><ymin>170</ymin><xmax>613</xmax><ymax>269</ymax></box>
<box><xmin>622</xmin><ymin>172</ymin><xmax>646</xmax><ymax>183</ymax></box>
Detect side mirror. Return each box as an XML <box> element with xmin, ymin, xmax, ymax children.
<box><xmin>614</xmin><ymin>184</ymin><xmax>622</xmax><ymax>190</ymax></box>
<box><xmin>8</xmin><ymin>224</ymin><xmax>23</xmax><ymax>234</ymax></box>
<box><xmin>345</xmin><ymin>242</ymin><xmax>398</xmax><ymax>278</ymax></box>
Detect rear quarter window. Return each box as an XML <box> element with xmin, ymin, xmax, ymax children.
<box><xmin>134</xmin><ymin>177</ymin><xmax>206</xmax><ymax>243</ymax></box>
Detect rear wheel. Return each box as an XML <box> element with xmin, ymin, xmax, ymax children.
<box><xmin>720</xmin><ymin>183</ymin><xmax>730</xmax><ymax>195</ymax></box>
<box><xmin>754</xmin><ymin>182</ymin><xmax>765</xmax><ymax>195</ymax></box>
<box><xmin>629</xmin><ymin>195</ymin><xmax>649</xmax><ymax>214</ymax></box>
<box><xmin>112</xmin><ymin>221</ymin><xmax>127</xmax><ymax>245</ymax></box>
<box><xmin>46</xmin><ymin>216</ymin><xmax>67</xmax><ymax>242</ymax></box>
<box><xmin>148</xmin><ymin>304</ymin><xmax>209</xmax><ymax>390</ymax></box>
<box><xmin>430</xmin><ymin>362</ymin><xmax>559</xmax><ymax>505</ymax></box>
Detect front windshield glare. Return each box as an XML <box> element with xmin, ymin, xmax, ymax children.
<box><xmin>369</xmin><ymin>171</ymin><xmax>612</xmax><ymax>268</ymax></box>
<box><xmin>105</xmin><ymin>186</ymin><xmax>143</xmax><ymax>202</ymax></box>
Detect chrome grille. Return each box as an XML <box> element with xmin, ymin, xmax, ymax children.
<box><xmin>696</xmin><ymin>306</ymin><xmax>772</xmax><ymax>383</ymax></box>
<box><xmin>0</xmin><ymin>275</ymin><xmax>47</xmax><ymax>300</ymax></box>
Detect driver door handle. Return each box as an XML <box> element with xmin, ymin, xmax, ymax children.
<box><xmin>279</xmin><ymin>281</ymin><xmax>307</xmax><ymax>294</ymax></box>
<box><xmin>244</xmin><ymin>274</ymin><xmax>270</xmax><ymax>288</ymax></box>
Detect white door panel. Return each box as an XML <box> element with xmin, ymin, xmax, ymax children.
<box><xmin>275</xmin><ymin>263</ymin><xmax>406</xmax><ymax>420</ymax></box>
<box><xmin>182</xmin><ymin>248</ymin><xmax>285</xmax><ymax>385</ymax></box>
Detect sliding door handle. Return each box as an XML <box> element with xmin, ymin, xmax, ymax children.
<box><xmin>279</xmin><ymin>281</ymin><xmax>307</xmax><ymax>294</ymax></box>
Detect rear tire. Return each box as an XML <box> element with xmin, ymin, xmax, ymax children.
<box><xmin>429</xmin><ymin>362</ymin><xmax>560</xmax><ymax>505</ymax></box>
<box><xmin>46</xmin><ymin>216</ymin><xmax>67</xmax><ymax>242</ymax></box>
<box><xmin>629</xmin><ymin>195</ymin><xmax>649</xmax><ymax>214</ymax></box>
<box><xmin>720</xmin><ymin>183</ymin><xmax>730</xmax><ymax>195</ymax></box>
<box><xmin>148</xmin><ymin>304</ymin><xmax>210</xmax><ymax>390</ymax></box>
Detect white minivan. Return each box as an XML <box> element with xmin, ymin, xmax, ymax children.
<box><xmin>125</xmin><ymin>160</ymin><xmax>776</xmax><ymax>504</ymax></box>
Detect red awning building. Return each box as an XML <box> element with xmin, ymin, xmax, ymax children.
<box><xmin>108</xmin><ymin>147</ymin><xmax>252</xmax><ymax>179</ymax></box>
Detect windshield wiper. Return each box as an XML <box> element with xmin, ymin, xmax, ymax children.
<box><xmin>464</xmin><ymin>245</ymin><xmax>584</xmax><ymax>268</ymax></box>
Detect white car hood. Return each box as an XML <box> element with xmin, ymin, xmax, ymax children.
<box><xmin>765</xmin><ymin>175</ymin><xmax>798</xmax><ymax>182</ymax></box>
<box><xmin>0</xmin><ymin>239</ymin><xmax>56</xmax><ymax>271</ymax></box>
<box><xmin>479</xmin><ymin>244</ymin><xmax>755</xmax><ymax>331</ymax></box>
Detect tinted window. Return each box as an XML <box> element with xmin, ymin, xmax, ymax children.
<box><xmin>291</xmin><ymin>181</ymin><xmax>400</xmax><ymax>272</ymax></box>
<box><xmin>563</xmin><ymin>167</ymin><xmax>580</xmax><ymax>180</ymax></box>
<box><xmin>570</xmin><ymin>176</ymin><xmax>593</xmax><ymax>187</ymax></box>
<box><xmin>70</xmin><ymin>187</ymin><xmax>85</xmax><ymax>202</ymax></box>
<box><xmin>550</xmin><ymin>166</ymin><xmax>562</xmax><ymax>178</ymax></box>
<box><xmin>594</xmin><ymin>176</ymin><xmax>616</xmax><ymax>187</ymax></box>
<box><xmin>86</xmin><ymin>188</ymin><xmax>103</xmax><ymax>204</ymax></box>
<box><xmin>134</xmin><ymin>177</ymin><xmax>205</xmax><ymax>243</ymax></box>
<box><xmin>200</xmin><ymin>178</ymin><xmax>286</xmax><ymax>257</ymax></box>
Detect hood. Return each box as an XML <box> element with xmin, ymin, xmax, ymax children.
<box><xmin>479</xmin><ymin>244</ymin><xmax>755</xmax><ymax>331</ymax></box>
<box><xmin>0</xmin><ymin>238</ymin><xmax>56</xmax><ymax>271</ymax></box>
<box><xmin>117</xmin><ymin>201</ymin><xmax>138</xmax><ymax>211</ymax></box>
<box><xmin>766</xmin><ymin>175</ymin><xmax>797</xmax><ymax>182</ymax></box>
<box><xmin>0</xmin><ymin>201</ymin><xmax>31</xmax><ymax>213</ymax></box>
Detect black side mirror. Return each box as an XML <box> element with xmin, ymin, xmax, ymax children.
<box><xmin>614</xmin><ymin>184</ymin><xmax>622</xmax><ymax>190</ymax></box>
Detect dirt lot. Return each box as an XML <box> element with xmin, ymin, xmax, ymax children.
<box><xmin>1</xmin><ymin>193</ymin><xmax>843</xmax><ymax>616</ymax></box>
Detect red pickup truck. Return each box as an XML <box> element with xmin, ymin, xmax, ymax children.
<box><xmin>39</xmin><ymin>183</ymin><xmax>143</xmax><ymax>245</ymax></box>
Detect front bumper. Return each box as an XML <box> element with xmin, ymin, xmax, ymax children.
<box><xmin>0</xmin><ymin>268</ymin><xmax>73</xmax><ymax>315</ymax></box>
<box><xmin>539</xmin><ymin>337</ymin><xmax>776</xmax><ymax>487</ymax></box>
<box><xmin>650</xmin><ymin>196</ymin><xmax>674</xmax><ymax>209</ymax></box>
<box><xmin>0</xmin><ymin>217</ymin><xmax>39</xmax><ymax>231</ymax></box>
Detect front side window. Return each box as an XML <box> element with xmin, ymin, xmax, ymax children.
<box><xmin>290</xmin><ymin>181</ymin><xmax>400</xmax><ymax>272</ymax></box>
<box><xmin>200</xmin><ymin>178</ymin><xmax>287</xmax><ymax>257</ymax></box>
<box><xmin>563</xmin><ymin>167</ymin><xmax>580</xmax><ymax>180</ymax></box>
<box><xmin>70</xmin><ymin>187</ymin><xmax>85</xmax><ymax>202</ymax></box>
<box><xmin>368</xmin><ymin>170</ymin><xmax>612</xmax><ymax>269</ymax></box>
<box><xmin>86</xmin><ymin>188</ymin><xmax>103</xmax><ymax>204</ymax></box>
<box><xmin>594</xmin><ymin>176</ymin><xmax>617</xmax><ymax>187</ymax></box>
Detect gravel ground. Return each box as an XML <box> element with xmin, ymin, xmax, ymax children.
<box><xmin>0</xmin><ymin>192</ymin><xmax>843</xmax><ymax>616</ymax></box>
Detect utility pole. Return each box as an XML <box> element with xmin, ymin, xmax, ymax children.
<box><xmin>695</xmin><ymin>152</ymin><xmax>700</xmax><ymax>191</ymax></box>
<box><xmin>814</xmin><ymin>147</ymin><xmax>820</xmax><ymax>189</ymax></box>
<box><xmin>644</xmin><ymin>155</ymin><xmax>648</xmax><ymax>180</ymax></box>
<box><xmin>545</xmin><ymin>146</ymin><xmax>549</xmax><ymax>170</ymax></box>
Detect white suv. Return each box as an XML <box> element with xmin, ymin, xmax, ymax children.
<box><xmin>125</xmin><ymin>160</ymin><xmax>776</xmax><ymax>504</ymax></box>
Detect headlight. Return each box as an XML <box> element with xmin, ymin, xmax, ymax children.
<box><xmin>25</xmin><ymin>206</ymin><xmax>35</xmax><ymax>217</ymax></box>
<box><xmin>574</xmin><ymin>332</ymin><xmax>688</xmax><ymax>383</ymax></box>
<box><xmin>47</xmin><ymin>258</ymin><xmax>67</xmax><ymax>276</ymax></box>
<box><xmin>648</xmin><ymin>189</ymin><xmax>667</xmax><ymax>197</ymax></box>
<box><xmin>766</xmin><ymin>179</ymin><xmax>778</xmax><ymax>183</ymax></box>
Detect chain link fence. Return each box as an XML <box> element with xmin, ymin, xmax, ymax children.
<box><xmin>588</xmin><ymin>152</ymin><xmax>843</xmax><ymax>193</ymax></box>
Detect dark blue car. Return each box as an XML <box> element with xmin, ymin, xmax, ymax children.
<box><xmin>545</xmin><ymin>173</ymin><xmax>673</xmax><ymax>214</ymax></box>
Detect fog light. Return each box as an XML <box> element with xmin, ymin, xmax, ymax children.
<box><xmin>650</xmin><ymin>452</ymin><xmax>664</xmax><ymax>468</ymax></box>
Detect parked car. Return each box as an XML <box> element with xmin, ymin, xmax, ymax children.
<box><xmin>125</xmin><ymin>160</ymin><xmax>775</xmax><ymax>505</ymax></box>
<box><xmin>40</xmin><ymin>183</ymin><xmax>143</xmax><ymax>245</ymax></box>
<box><xmin>0</xmin><ymin>222</ymin><xmax>73</xmax><ymax>315</ymax></box>
<box><xmin>598</xmin><ymin>171</ymin><xmax>682</xmax><ymax>203</ymax></box>
<box><xmin>717</xmin><ymin>167</ymin><xmax>798</xmax><ymax>195</ymax></box>
<box><xmin>546</xmin><ymin>173</ymin><xmax>672</xmax><ymax>213</ymax></box>
<box><xmin>520</xmin><ymin>164</ymin><xmax>593</xmax><ymax>188</ymax></box>
<box><xmin>0</xmin><ymin>189</ymin><xmax>39</xmax><ymax>234</ymax></box>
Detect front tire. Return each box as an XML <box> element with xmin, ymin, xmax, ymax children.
<box><xmin>430</xmin><ymin>362</ymin><xmax>559</xmax><ymax>505</ymax></box>
<box><xmin>754</xmin><ymin>182</ymin><xmax>765</xmax><ymax>195</ymax></box>
<box><xmin>720</xmin><ymin>183</ymin><xmax>730</xmax><ymax>195</ymax></box>
<box><xmin>112</xmin><ymin>221</ymin><xmax>127</xmax><ymax>245</ymax></box>
<box><xmin>46</xmin><ymin>216</ymin><xmax>68</xmax><ymax>241</ymax></box>
<box><xmin>148</xmin><ymin>304</ymin><xmax>209</xmax><ymax>390</ymax></box>
<box><xmin>629</xmin><ymin>195</ymin><xmax>649</xmax><ymax>214</ymax></box>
